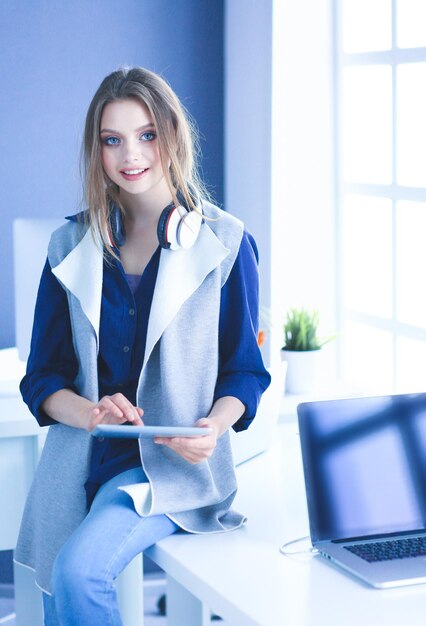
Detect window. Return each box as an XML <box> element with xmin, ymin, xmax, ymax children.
<box><xmin>336</xmin><ymin>0</ymin><xmax>426</xmax><ymax>392</ymax></box>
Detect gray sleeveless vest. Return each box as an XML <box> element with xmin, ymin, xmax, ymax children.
<box><xmin>14</xmin><ymin>204</ymin><xmax>246</xmax><ymax>593</ymax></box>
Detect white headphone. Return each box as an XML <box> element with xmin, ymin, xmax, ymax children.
<box><xmin>106</xmin><ymin>189</ymin><xmax>203</xmax><ymax>251</ymax></box>
<box><xmin>156</xmin><ymin>201</ymin><xmax>203</xmax><ymax>250</ymax></box>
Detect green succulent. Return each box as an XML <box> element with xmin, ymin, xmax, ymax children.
<box><xmin>282</xmin><ymin>307</ymin><xmax>334</xmax><ymax>352</ymax></box>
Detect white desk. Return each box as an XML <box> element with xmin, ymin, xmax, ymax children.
<box><xmin>3</xmin><ymin>349</ymin><xmax>426</xmax><ymax>626</ymax></box>
<box><xmin>0</xmin><ymin>349</ymin><xmax>40</xmax><ymax>553</ymax></box>
<box><xmin>146</xmin><ymin>421</ymin><xmax>426</xmax><ymax>626</ymax></box>
<box><xmin>0</xmin><ymin>349</ymin><xmax>45</xmax><ymax>624</ymax></box>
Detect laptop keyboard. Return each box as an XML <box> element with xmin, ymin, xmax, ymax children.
<box><xmin>344</xmin><ymin>536</ymin><xmax>426</xmax><ymax>563</ymax></box>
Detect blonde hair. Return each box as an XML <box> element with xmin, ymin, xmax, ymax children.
<box><xmin>81</xmin><ymin>66</ymin><xmax>210</xmax><ymax>256</ymax></box>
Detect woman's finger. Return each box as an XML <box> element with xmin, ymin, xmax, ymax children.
<box><xmin>154</xmin><ymin>436</ymin><xmax>214</xmax><ymax>463</ymax></box>
<box><xmin>97</xmin><ymin>396</ymin><xmax>124</xmax><ymax>419</ymax></box>
<box><xmin>88</xmin><ymin>395</ymin><xmax>145</xmax><ymax>432</ymax></box>
<box><xmin>88</xmin><ymin>406</ymin><xmax>109</xmax><ymax>430</ymax></box>
<box><xmin>110</xmin><ymin>393</ymin><xmax>142</xmax><ymax>423</ymax></box>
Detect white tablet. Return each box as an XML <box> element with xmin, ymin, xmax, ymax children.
<box><xmin>91</xmin><ymin>424</ymin><xmax>213</xmax><ymax>439</ymax></box>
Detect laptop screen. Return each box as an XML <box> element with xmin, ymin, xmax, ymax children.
<box><xmin>298</xmin><ymin>393</ymin><xmax>426</xmax><ymax>543</ymax></box>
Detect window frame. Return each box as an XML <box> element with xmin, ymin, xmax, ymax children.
<box><xmin>334</xmin><ymin>0</ymin><xmax>426</xmax><ymax>390</ymax></box>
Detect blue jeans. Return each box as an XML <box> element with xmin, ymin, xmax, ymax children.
<box><xmin>42</xmin><ymin>467</ymin><xmax>179</xmax><ymax>626</ymax></box>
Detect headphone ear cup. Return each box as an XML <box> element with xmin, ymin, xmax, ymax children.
<box><xmin>157</xmin><ymin>202</ymin><xmax>202</xmax><ymax>250</ymax></box>
<box><xmin>157</xmin><ymin>205</ymin><xmax>175</xmax><ymax>249</ymax></box>
<box><xmin>177</xmin><ymin>211</ymin><xmax>202</xmax><ymax>249</ymax></box>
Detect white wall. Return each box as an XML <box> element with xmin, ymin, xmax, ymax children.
<box><xmin>225</xmin><ymin>0</ymin><xmax>336</xmax><ymax>373</ymax></box>
<box><xmin>225</xmin><ymin>0</ymin><xmax>273</xmax><ymax>362</ymax></box>
<box><xmin>271</xmin><ymin>0</ymin><xmax>336</xmax><ymax>372</ymax></box>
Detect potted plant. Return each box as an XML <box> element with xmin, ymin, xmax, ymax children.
<box><xmin>281</xmin><ymin>307</ymin><xmax>333</xmax><ymax>394</ymax></box>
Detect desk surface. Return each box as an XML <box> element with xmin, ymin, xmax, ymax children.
<box><xmin>147</xmin><ymin>422</ymin><xmax>426</xmax><ymax>626</ymax></box>
<box><xmin>3</xmin><ymin>348</ymin><xmax>426</xmax><ymax>624</ymax></box>
<box><xmin>0</xmin><ymin>348</ymin><xmax>41</xmax><ymax>437</ymax></box>
<box><xmin>0</xmin><ymin>347</ymin><xmax>25</xmax><ymax>392</ymax></box>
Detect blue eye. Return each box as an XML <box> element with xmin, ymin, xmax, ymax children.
<box><xmin>103</xmin><ymin>136</ymin><xmax>120</xmax><ymax>146</ymax></box>
<box><xmin>140</xmin><ymin>131</ymin><xmax>156</xmax><ymax>142</ymax></box>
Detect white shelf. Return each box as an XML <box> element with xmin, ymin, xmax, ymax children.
<box><xmin>0</xmin><ymin>347</ymin><xmax>25</xmax><ymax>395</ymax></box>
<box><xmin>279</xmin><ymin>379</ymin><xmax>369</xmax><ymax>422</ymax></box>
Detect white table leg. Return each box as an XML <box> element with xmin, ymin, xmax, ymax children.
<box><xmin>166</xmin><ymin>574</ymin><xmax>211</xmax><ymax>626</ymax></box>
<box><xmin>116</xmin><ymin>553</ymin><xmax>144</xmax><ymax>626</ymax></box>
<box><xmin>13</xmin><ymin>561</ymin><xmax>44</xmax><ymax>626</ymax></box>
<box><xmin>12</xmin><ymin>436</ymin><xmax>43</xmax><ymax>626</ymax></box>
<box><xmin>0</xmin><ymin>435</ymin><xmax>39</xmax><ymax>552</ymax></box>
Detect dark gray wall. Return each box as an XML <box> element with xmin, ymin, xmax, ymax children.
<box><xmin>0</xmin><ymin>0</ymin><xmax>224</xmax><ymax>348</ymax></box>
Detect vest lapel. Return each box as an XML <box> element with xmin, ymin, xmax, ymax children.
<box><xmin>51</xmin><ymin>227</ymin><xmax>103</xmax><ymax>342</ymax></box>
<box><xmin>142</xmin><ymin>224</ymin><xmax>230</xmax><ymax>371</ymax></box>
<box><xmin>50</xmin><ymin>221</ymin><xmax>229</xmax><ymax>370</ymax></box>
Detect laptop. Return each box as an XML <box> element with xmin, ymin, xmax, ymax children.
<box><xmin>297</xmin><ymin>393</ymin><xmax>426</xmax><ymax>588</ymax></box>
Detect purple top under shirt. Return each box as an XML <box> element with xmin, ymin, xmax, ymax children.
<box><xmin>21</xmin><ymin>227</ymin><xmax>271</xmax><ymax>509</ymax></box>
<box><xmin>126</xmin><ymin>274</ymin><xmax>142</xmax><ymax>295</ymax></box>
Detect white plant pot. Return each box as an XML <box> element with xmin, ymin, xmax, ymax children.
<box><xmin>280</xmin><ymin>349</ymin><xmax>321</xmax><ymax>394</ymax></box>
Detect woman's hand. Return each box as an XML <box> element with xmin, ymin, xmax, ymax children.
<box><xmin>153</xmin><ymin>418</ymin><xmax>218</xmax><ymax>464</ymax></box>
<box><xmin>152</xmin><ymin>397</ymin><xmax>245</xmax><ymax>464</ymax></box>
<box><xmin>86</xmin><ymin>393</ymin><xmax>144</xmax><ymax>432</ymax></box>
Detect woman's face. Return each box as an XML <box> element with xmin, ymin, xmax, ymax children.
<box><xmin>100</xmin><ymin>98</ymin><xmax>168</xmax><ymax>200</ymax></box>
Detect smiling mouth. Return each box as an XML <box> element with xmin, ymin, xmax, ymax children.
<box><xmin>121</xmin><ymin>168</ymin><xmax>147</xmax><ymax>175</ymax></box>
<box><xmin>119</xmin><ymin>168</ymin><xmax>149</xmax><ymax>182</ymax></box>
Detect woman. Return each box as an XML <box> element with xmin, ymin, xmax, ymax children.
<box><xmin>15</xmin><ymin>66</ymin><xmax>270</xmax><ymax>625</ymax></box>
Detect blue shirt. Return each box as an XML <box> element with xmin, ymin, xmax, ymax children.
<box><xmin>21</xmin><ymin>220</ymin><xmax>271</xmax><ymax>506</ymax></box>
